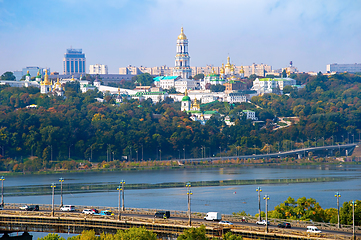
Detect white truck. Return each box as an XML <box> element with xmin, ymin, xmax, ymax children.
<box><xmin>204</xmin><ymin>212</ymin><xmax>222</xmax><ymax>221</ymax></box>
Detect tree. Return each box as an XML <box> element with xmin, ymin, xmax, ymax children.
<box><xmin>68</xmin><ymin>230</ymin><xmax>99</xmax><ymax>240</ymax></box>
<box><xmin>193</xmin><ymin>73</ymin><xmax>204</xmax><ymax>80</ymax></box>
<box><xmin>282</xmin><ymin>69</ymin><xmax>287</xmax><ymax>78</ymax></box>
<box><xmin>177</xmin><ymin>225</ymin><xmax>208</xmax><ymax>240</ymax></box>
<box><xmin>134</xmin><ymin>73</ymin><xmax>154</xmax><ymax>86</ymax></box>
<box><xmin>210</xmin><ymin>84</ymin><xmax>225</xmax><ymax>92</ymax></box>
<box><xmin>1</xmin><ymin>72</ymin><xmax>16</xmax><ymax>81</ymax></box>
<box><xmin>38</xmin><ymin>234</ymin><xmax>65</xmax><ymax>240</ymax></box>
<box><xmin>223</xmin><ymin>232</ymin><xmax>243</xmax><ymax>240</ymax></box>
<box><xmin>110</xmin><ymin>227</ymin><xmax>157</xmax><ymax>240</ymax></box>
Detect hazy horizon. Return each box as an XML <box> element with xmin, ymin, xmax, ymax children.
<box><xmin>1</xmin><ymin>0</ymin><xmax>360</xmax><ymax>75</ymax></box>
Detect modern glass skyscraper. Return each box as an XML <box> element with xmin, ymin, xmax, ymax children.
<box><xmin>63</xmin><ymin>48</ymin><xmax>86</xmax><ymax>75</ymax></box>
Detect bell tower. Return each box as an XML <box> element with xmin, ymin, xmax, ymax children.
<box><xmin>173</xmin><ymin>27</ymin><xmax>191</xmax><ymax>79</ymax></box>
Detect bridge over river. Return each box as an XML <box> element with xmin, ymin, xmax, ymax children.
<box><xmin>0</xmin><ymin>205</ymin><xmax>359</xmax><ymax>240</ymax></box>
<box><xmin>179</xmin><ymin>144</ymin><xmax>357</xmax><ymax>162</ymax></box>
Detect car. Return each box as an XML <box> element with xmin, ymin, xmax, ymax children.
<box><xmin>19</xmin><ymin>205</ymin><xmax>29</xmax><ymax>211</ymax></box>
<box><xmin>60</xmin><ymin>205</ymin><xmax>75</xmax><ymax>212</ymax></box>
<box><xmin>82</xmin><ymin>209</ymin><xmax>95</xmax><ymax>214</ymax></box>
<box><xmin>19</xmin><ymin>205</ymin><xmax>39</xmax><ymax>211</ymax></box>
<box><xmin>27</xmin><ymin>205</ymin><xmax>39</xmax><ymax>211</ymax></box>
<box><xmin>154</xmin><ymin>211</ymin><xmax>170</xmax><ymax>219</ymax></box>
<box><xmin>277</xmin><ymin>222</ymin><xmax>291</xmax><ymax>228</ymax></box>
<box><xmin>94</xmin><ymin>210</ymin><xmax>114</xmax><ymax>216</ymax></box>
<box><xmin>256</xmin><ymin>220</ymin><xmax>270</xmax><ymax>225</ymax></box>
<box><xmin>307</xmin><ymin>226</ymin><xmax>322</xmax><ymax>233</ymax></box>
<box><xmin>219</xmin><ymin>221</ymin><xmax>233</xmax><ymax>226</ymax></box>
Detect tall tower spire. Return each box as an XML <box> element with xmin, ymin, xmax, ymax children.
<box><xmin>173</xmin><ymin>27</ymin><xmax>191</xmax><ymax>79</ymax></box>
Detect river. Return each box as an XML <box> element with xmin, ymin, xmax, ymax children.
<box><xmin>4</xmin><ymin>164</ymin><xmax>361</xmax><ymax>216</ymax></box>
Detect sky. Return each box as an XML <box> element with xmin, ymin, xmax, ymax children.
<box><xmin>0</xmin><ymin>0</ymin><xmax>360</xmax><ymax>75</ymax></box>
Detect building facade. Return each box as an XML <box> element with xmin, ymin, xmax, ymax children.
<box><xmin>173</xmin><ymin>27</ymin><xmax>191</xmax><ymax>79</ymax></box>
<box><xmin>326</xmin><ymin>63</ymin><xmax>361</xmax><ymax>73</ymax></box>
<box><xmin>89</xmin><ymin>64</ymin><xmax>108</xmax><ymax>74</ymax></box>
<box><xmin>63</xmin><ymin>48</ymin><xmax>86</xmax><ymax>75</ymax></box>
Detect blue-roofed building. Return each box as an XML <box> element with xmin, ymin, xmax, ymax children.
<box><xmin>153</xmin><ymin>75</ymin><xmax>180</xmax><ymax>89</ymax></box>
<box><xmin>63</xmin><ymin>48</ymin><xmax>86</xmax><ymax>75</ymax></box>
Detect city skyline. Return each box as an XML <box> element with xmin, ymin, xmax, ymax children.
<box><xmin>0</xmin><ymin>0</ymin><xmax>360</xmax><ymax>75</ymax></box>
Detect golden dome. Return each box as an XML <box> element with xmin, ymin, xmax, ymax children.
<box><xmin>55</xmin><ymin>78</ymin><xmax>62</xmax><ymax>88</ymax></box>
<box><xmin>225</xmin><ymin>56</ymin><xmax>231</xmax><ymax>68</ymax></box>
<box><xmin>240</xmin><ymin>66</ymin><xmax>245</xmax><ymax>74</ymax></box>
<box><xmin>177</xmin><ymin>27</ymin><xmax>187</xmax><ymax>40</ymax></box>
<box><xmin>220</xmin><ymin>63</ymin><xmax>225</xmax><ymax>74</ymax></box>
<box><xmin>42</xmin><ymin>69</ymin><xmax>51</xmax><ymax>86</ymax></box>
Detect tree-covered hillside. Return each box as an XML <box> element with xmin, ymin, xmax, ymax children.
<box><xmin>0</xmin><ymin>73</ymin><xmax>360</xmax><ymax>172</ymax></box>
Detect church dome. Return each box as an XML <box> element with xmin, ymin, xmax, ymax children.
<box><xmin>182</xmin><ymin>95</ymin><xmax>191</xmax><ymax>101</ymax></box>
<box><xmin>178</xmin><ymin>27</ymin><xmax>187</xmax><ymax>40</ymax></box>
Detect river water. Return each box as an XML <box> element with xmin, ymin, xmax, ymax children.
<box><xmin>4</xmin><ymin>164</ymin><xmax>361</xmax><ymax>216</ymax></box>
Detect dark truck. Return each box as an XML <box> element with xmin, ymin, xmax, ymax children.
<box><xmin>154</xmin><ymin>211</ymin><xmax>170</xmax><ymax>219</ymax></box>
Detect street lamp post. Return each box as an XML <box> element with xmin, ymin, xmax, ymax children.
<box><xmin>121</xmin><ymin>180</ymin><xmax>125</xmax><ymax>211</ymax></box>
<box><xmin>51</xmin><ymin>183</ymin><xmax>56</xmax><ymax>217</ymax></box>
<box><xmin>219</xmin><ymin>146</ymin><xmax>221</xmax><ymax>158</ymax></box>
<box><xmin>335</xmin><ymin>192</ymin><xmax>341</xmax><ymax>228</ymax></box>
<box><xmin>264</xmin><ymin>195</ymin><xmax>270</xmax><ymax>233</ymax></box>
<box><xmin>0</xmin><ymin>176</ymin><xmax>4</xmax><ymax>207</ymax></box>
<box><xmin>59</xmin><ymin>178</ymin><xmax>64</xmax><ymax>207</ymax></box>
<box><xmin>351</xmin><ymin>200</ymin><xmax>357</xmax><ymax>240</ymax></box>
<box><xmin>68</xmin><ymin>144</ymin><xmax>73</xmax><ymax>159</ymax></box>
<box><xmin>256</xmin><ymin>187</ymin><xmax>262</xmax><ymax>221</ymax></box>
<box><xmin>186</xmin><ymin>182</ymin><xmax>192</xmax><ymax>226</ymax></box>
<box><xmin>117</xmin><ymin>185</ymin><xmax>122</xmax><ymax>220</ymax></box>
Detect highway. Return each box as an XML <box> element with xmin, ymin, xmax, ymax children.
<box><xmin>4</xmin><ymin>205</ymin><xmax>359</xmax><ymax>239</ymax></box>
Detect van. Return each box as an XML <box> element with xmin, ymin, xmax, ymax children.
<box><xmin>60</xmin><ymin>205</ymin><xmax>75</xmax><ymax>212</ymax></box>
<box><xmin>204</xmin><ymin>212</ymin><xmax>222</xmax><ymax>221</ymax></box>
<box><xmin>307</xmin><ymin>226</ymin><xmax>321</xmax><ymax>233</ymax></box>
<box><xmin>154</xmin><ymin>211</ymin><xmax>170</xmax><ymax>219</ymax></box>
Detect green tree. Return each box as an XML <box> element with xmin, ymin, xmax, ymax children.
<box><xmin>193</xmin><ymin>73</ymin><xmax>204</xmax><ymax>80</ymax></box>
<box><xmin>38</xmin><ymin>233</ymin><xmax>65</xmax><ymax>240</ymax></box>
<box><xmin>177</xmin><ymin>225</ymin><xmax>208</xmax><ymax>240</ymax></box>
<box><xmin>340</xmin><ymin>200</ymin><xmax>360</xmax><ymax>226</ymax></box>
<box><xmin>110</xmin><ymin>227</ymin><xmax>157</xmax><ymax>240</ymax></box>
<box><xmin>68</xmin><ymin>230</ymin><xmax>99</xmax><ymax>240</ymax></box>
<box><xmin>1</xmin><ymin>72</ymin><xmax>16</xmax><ymax>81</ymax></box>
<box><xmin>223</xmin><ymin>232</ymin><xmax>243</xmax><ymax>240</ymax></box>
<box><xmin>134</xmin><ymin>73</ymin><xmax>154</xmax><ymax>86</ymax></box>
<box><xmin>210</xmin><ymin>84</ymin><xmax>225</xmax><ymax>92</ymax></box>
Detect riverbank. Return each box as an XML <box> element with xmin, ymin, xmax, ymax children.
<box><xmin>1</xmin><ymin>156</ymin><xmax>360</xmax><ymax>177</ymax></box>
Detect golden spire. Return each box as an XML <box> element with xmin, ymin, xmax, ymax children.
<box><xmin>185</xmin><ymin>88</ymin><xmax>188</xmax><ymax>96</ymax></box>
<box><xmin>71</xmin><ymin>75</ymin><xmax>75</xmax><ymax>81</ymax></box>
<box><xmin>177</xmin><ymin>27</ymin><xmax>187</xmax><ymax>40</ymax></box>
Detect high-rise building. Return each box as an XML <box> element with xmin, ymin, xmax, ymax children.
<box><xmin>63</xmin><ymin>48</ymin><xmax>86</xmax><ymax>75</ymax></box>
<box><xmin>326</xmin><ymin>63</ymin><xmax>361</xmax><ymax>73</ymax></box>
<box><xmin>89</xmin><ymin>64</ymin><xmax>108</xmax><ymax>74</ymax></box>
<box><xmin>173</xmin><ymin>27</ymin><xmax>191</xmax><ymax>79</ymax></box>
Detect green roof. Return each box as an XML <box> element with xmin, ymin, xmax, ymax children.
<box><xmin>258</xmin><ymin>78</ymin><xmax>293</xmax><ymax>82</ymax></box>
<box><xmin>203</xmin><ymin>111</ymin><xmax>218</xmax><ymax>114</ymax></box>
<box><xmin>182</xmin><ymin>96</ymin><xmax>191</xmax><ymax>101</ymax></box>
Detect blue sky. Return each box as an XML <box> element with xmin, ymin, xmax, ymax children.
<box><xmin>0</xmin><ymin>0</ymin><xmax>360</xmax><ymax>74</ymax></box>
